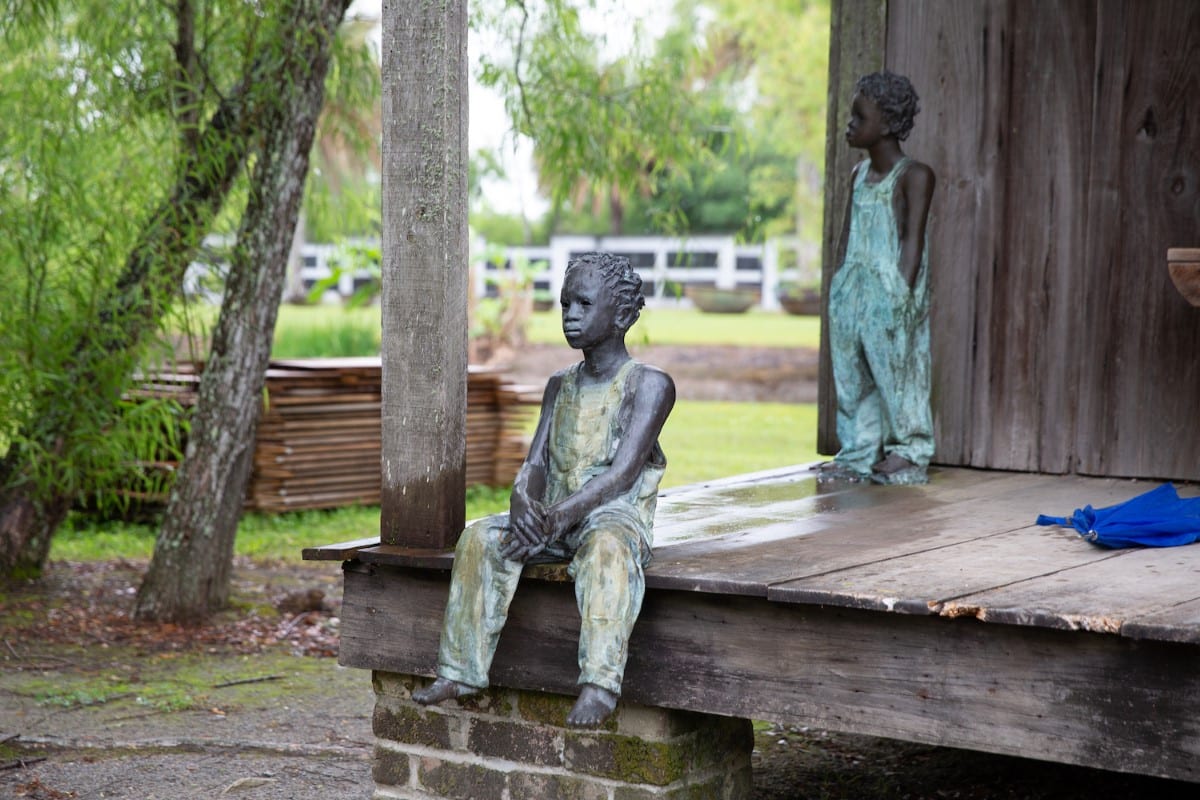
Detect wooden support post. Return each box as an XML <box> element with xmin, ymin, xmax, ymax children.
<box><xmin>379</xmin><ymin>0</ymin><xmax>469</xmax><ymax>548</ymax></box>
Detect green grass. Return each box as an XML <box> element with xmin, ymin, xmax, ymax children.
<box><xmin>528</xmin><ymin>307</ymin><xmax>821</xmax><ymax>349</ymax></box>
<box><xmin>272</xmin><ymin>304</ymin><xmax>382</xmax><ymax>357</ymax></box>
<box><xmin>658</xmin><ymin>401</ymin><xmax>818</xmax><ymax>487</ymax></box>
<box><xmin>51</xmin><ymin>402</ymin><xmax>818</xmax><ymax>563</ymax></box>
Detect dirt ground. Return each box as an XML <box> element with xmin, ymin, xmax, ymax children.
<box><xmin>494</xmin><ymin>342</ymin><xmax>820</xmax><ymax>404</ymax></box>
<box><xmin>1</xmin><ymin>345</ymin><xmax>1195</xmax><ymax>798</ymax></box>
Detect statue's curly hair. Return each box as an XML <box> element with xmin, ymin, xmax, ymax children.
<box><xmin>855</xmin><ymin>71</ymin><xmax>921</xmax><ymax>141</ymax></box>
<box><xmin>565</xmin><ymin>252</ymin><xmax>645</xmax><ymax>328</ymax></box>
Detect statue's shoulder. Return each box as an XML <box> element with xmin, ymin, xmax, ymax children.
<box><xmin>631</xmin><ymin>362</ymin><xmax>675</xmax><ymax>400</ymax></box>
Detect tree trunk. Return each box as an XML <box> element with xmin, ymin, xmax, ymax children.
<box><xmin>134</xmin><ymin>0</ymin><xmax>351</xmax><ymax>624</ymax></box>
<box><xmin>379</xmin><ymin>0</ymin><xmax>469</xmax><ymax>547</ymax></box>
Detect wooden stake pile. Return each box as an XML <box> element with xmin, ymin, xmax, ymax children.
<box><xmin>130</xmin><ymin>358</ymin><xmax>540</xmax><ymax>513</ymax></box>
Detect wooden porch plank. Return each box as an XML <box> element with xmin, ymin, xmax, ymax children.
<box><xmin>763</xmin><ymin>475</ymin><xmax>1165</xmax><ymax>613</ymax></box>
<box><xmin>1122</xmin><ymin>597</ymin><xmax>1200</xmax><ymax>644</ymax></box>
<box><xmin>767</xmin><ymin>526</ymin><xmax>1126</xmax><ymax>614</ymax></box>
<box><xmin>938</xmin><ymin>543</ymin><xmax>1200</xmax><ymax>636</ymax></box>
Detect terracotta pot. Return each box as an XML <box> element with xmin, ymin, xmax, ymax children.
<box><xmin>685</xmin><ymin>286</ymin><xmax>758</xmax><ymax>314</ymax></box>
<box><xmin>1168</xmin><ymin>248</ymin><xmax>1200</xmax><ymax>307</ymax></box>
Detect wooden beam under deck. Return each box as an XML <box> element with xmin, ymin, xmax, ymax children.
<box><xmin>328</xmin><ymin>465</ymin><xmax>1200</xmax><ymax>782</ymax></box>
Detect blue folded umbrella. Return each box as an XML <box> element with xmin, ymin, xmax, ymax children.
<box><xmin>1036</xmin><ymin>483</ymin><xmax>1200</xmax><ymax>549</ymax></box>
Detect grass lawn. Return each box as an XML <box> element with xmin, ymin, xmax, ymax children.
<box><xmin>527</xmin><ymin>307</ymin><xmax>821</xmax><ymax>349</ymax></box>
<box><xmin>266</xmin><ymin>303</ymin><xmax>821</xmax><ymax>355</ymax></box>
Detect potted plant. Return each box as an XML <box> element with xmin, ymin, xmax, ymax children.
<box><xmin>776</xmin><ymin>281</ymin><xmax>821</xmax><ymax>316</ymax></box>
<box><xmin>685</xmin><ymin>285</ymin><xmax>759</xmax><ymax>314</ymax></box>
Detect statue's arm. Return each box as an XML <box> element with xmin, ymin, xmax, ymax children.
<box><xmin>896</xmin><ymin>161</ymin><xmax>935</xmax><ymax>289</ymax></box>
<box><xmin>504</xmin><ymin>374</ymin><xmax>561</xmax><ymax>553</ymax></box>
<box><xmin>546</xmin><ymin>366</ymin><xmax>676</xmax><ymax>538</ymax></box>
<box><xmin>833</xmin><ymin>161</ymin><xmax>863</xmax><ymax>273</ymax></box>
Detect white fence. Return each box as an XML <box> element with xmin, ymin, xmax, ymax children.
<box><xmin>191</xmin><ymin>235</ymin><xmax>819</xmax><ymax>311</ymax></box>
<box><xmin>470</xmin><ymin>235</ymin><xmax>818</xmax><ymax>311</ymax></box>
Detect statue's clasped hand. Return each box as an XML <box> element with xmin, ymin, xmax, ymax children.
<box><xmin>500</xmin><ymin>497</ymin><xmax>550</xmax><ymax>562</ymax></box>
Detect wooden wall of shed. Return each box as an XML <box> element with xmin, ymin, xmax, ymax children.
<box><xmin>820</xmin><ymin>0</ymin><xmax>1200</xmax><ymax>481</ymax></box>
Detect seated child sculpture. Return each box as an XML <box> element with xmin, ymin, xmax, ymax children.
<box><xmin>413</xmin><ymin>252</ymin><xmax>676</xmax><ymax>728</ymax></box>
<box><xmin>819</xmin><ymin>70</ymin><xmax>937</xmax><ymax>486</ymax></box>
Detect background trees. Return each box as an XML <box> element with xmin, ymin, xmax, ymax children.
<box><xmin>469</xmin><ymin>0</ymin><xmax>830</xmax><ymax>243</ymax></box>
<box><xmin>0</xmin><ymin>0</ymin><xmax>365</xmax><ymax>591</ymax></box>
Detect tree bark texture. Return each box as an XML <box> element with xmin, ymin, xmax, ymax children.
<box><xmin>379</xmin><ymin>0</ymin><xmax>469</xmax><ymax>548</ymax></box>
<box><xmin>135</xmin><ymin>0</ymin><xmax>352</xmax><ymax>623</ymax></box>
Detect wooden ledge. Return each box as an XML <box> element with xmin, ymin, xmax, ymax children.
<box><xmin>302</xmin><ymin>536</ymin><xmax>381</xmax><ymax>561</ymax></box>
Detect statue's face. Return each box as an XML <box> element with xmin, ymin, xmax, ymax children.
<box><xmin>846</xmin><ymin>92</ymin><xmax>887</xmax><ymax>149</ymax></box>
<box><xmin>560</xmin><ymin>265</ymin><xmax>619</xmax><ymax>350</ymax></box>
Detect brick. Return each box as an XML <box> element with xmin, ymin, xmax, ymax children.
<box><xmin>611</xmin><ymin>767</ymin><xmax>751</xmax><ymax>800</ymax></box>
<box><xmin>373</xmin><ymin>701</ymin><xmax>452</xmax><ymax>749</ymax></box>
<box><xmin>508</xmin><ymin>771</ymin><xmax>610</xmax><ymax>800</ymax></box>
<box><xmin>564</xmin><ymin>731</ymin><xmax>687</xmax><ymax>786</ymax></box>
<box><xmin>467</xmin><ymin>716</ymin><xmax>562</xmax><ymax>767</ymax></box>
<box><xmin>372</xmin><ymin>745</ymin><xmax>411</xmax><ymax>787</ymax></box>
<box><xmin>516</xmin><ymin>690</ymin><xmax>578</xmax><ymax>728</ymax></box>
<box><xmin>418</xmin><ymin>756</ymin><xmax>508</xmax><ymax>800</ymax></box>
<box><xmin>373</xmin><ymin>671</ymin><xmax>419</xmax><ymax>700</ymax></box>
<box><xmin>454</xmin><ymin>686</ymin><xmax>515</xmax><ymax>717</ymax></box>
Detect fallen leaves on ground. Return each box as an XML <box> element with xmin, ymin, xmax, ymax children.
<box><xmin>1</xmin><ymin>560</ymin><xmax>341</xmax><ymax>661</ymax></box>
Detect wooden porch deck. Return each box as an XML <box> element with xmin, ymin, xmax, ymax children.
<box><xmin>314</xmin><ymin>466</ymin><xmax>1200</xmax><ymax>783</ymax></box>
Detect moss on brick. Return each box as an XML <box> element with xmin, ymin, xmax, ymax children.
<box><xmin>371</xmin><ymin>745</ymin><xmax>411</xmax><ymax>786</ymax></box>
<box><xmin>517</xmin><ymin>690</ymin><xmax>576</xmax><ymax>727</ymax></box>
<box><xmin>372</xmin><ymin>701</ymin><xmax>452</xmax><ymax>749</ymax></box>
<box><xmin>565</xmin><ymin>732</ymin><xmax>688</xmax><ymax>786</ymax></box>
<box><xmin>456</xmin><ymin>686</ymin><xmax>513</xmax><ymax>716</ymax></box>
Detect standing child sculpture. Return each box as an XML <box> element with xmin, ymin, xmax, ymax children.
<box><xmin>818</xmin><ymin>70</ymin><xmax>937</xmax><ymax>485</ymax></box>
<box><xmin>413</xmin><ymin>252</ymin><xmax>676</xmax><ymax>728</ymax></box>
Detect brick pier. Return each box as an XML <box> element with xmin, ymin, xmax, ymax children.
<box><xmin>370</xmin><ymin>673</ymin><xmax>753</xmax><ymax>799</ymax></box>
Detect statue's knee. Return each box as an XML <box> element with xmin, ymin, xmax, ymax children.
<box><xmin>455</xmin><ymin>521</ymin><xmax>495</xmax><ymax>559</ymax></box>
<box><xmin>582</xmin><ymin>528</ymin><xmax>636</xmax><ymax>566</ymax></box>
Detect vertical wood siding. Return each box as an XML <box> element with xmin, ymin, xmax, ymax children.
<box><xmin>822</xmin><ymin>0</ymin><xmax>1200</xmax><ymax>481</ymax></box>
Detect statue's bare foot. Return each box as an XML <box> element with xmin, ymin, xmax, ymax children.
<box><xmin>412</xmin><ymin>677</ymin><xmax>477</xmax><ymax>706</ymax></box>
<box><xmin>566</xmin><ymin>684</ymin><xmax>618</xmax><ymax>728</ymax></box>
<box><xmin>872</xmin><ymin>452</ymin><xmax>914</xmax><ymax>475</ymax></box>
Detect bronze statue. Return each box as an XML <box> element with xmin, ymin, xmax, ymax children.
<box><xmin>818</xmin><ymin>70</ymin><xmax>936</xmax><ymax>485</ymax></box>
<box><xmin>413</xmin><ymin>252</ymin><xmax>675</xmax><ymax>728</ymax></box>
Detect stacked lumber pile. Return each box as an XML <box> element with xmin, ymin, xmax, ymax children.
<box><xmin>129</xmin><ymin>358</ymin><xmax>540</xmax><ymax>513</ymax></box>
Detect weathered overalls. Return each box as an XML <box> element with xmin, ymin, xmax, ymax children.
<box><xmin>828</xmin><ymin>157</ymin><xmax>933</xmax><ymax>481</ymax></box>
<box><xmin>434</xmin><ymin>358</ymin><xmax>665</xmax><ymax>695</ymax></box>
